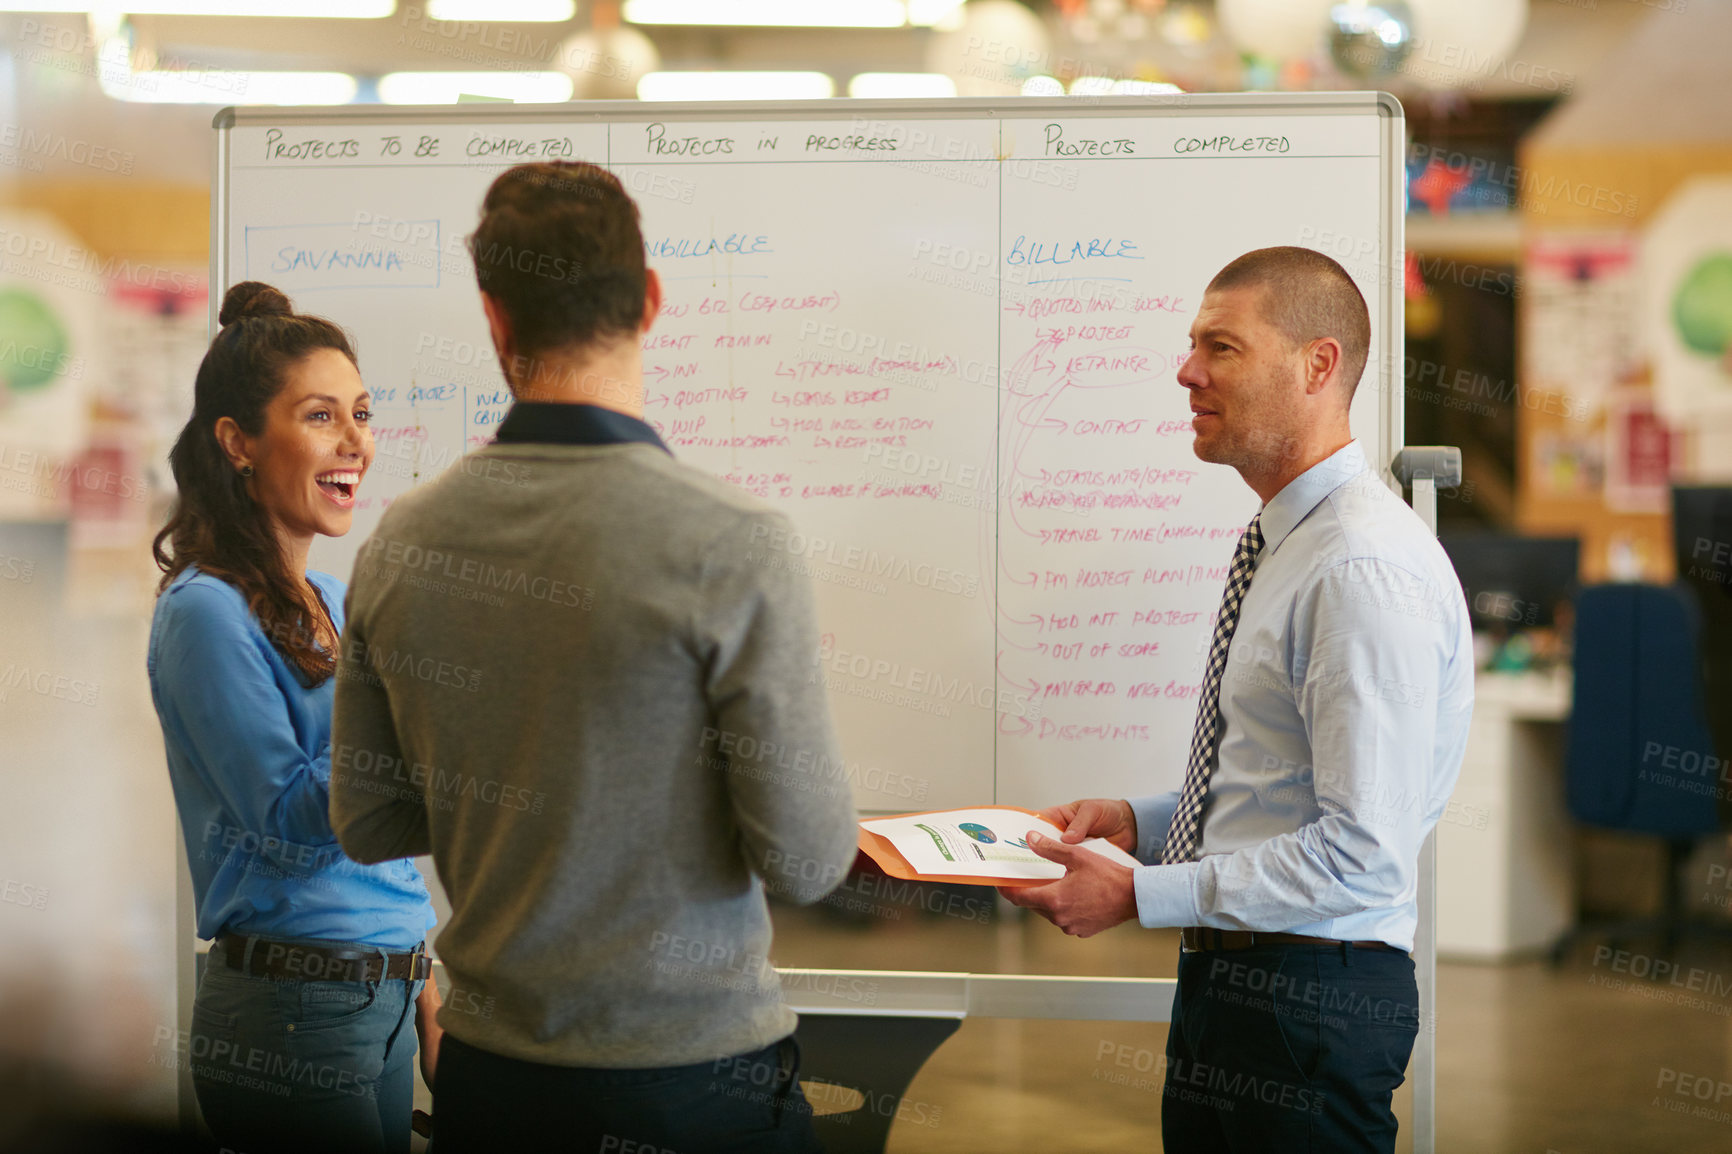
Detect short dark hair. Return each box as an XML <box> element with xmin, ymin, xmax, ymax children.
<box><xmin>1207</xmin><ymin>246</ymin><xmax>1370</xmax><ymax>399</ymax></box>
<box><xmin>467</xmin><ymin>162</ymin><xmax>647</xmax><ymax>356</ymax></box>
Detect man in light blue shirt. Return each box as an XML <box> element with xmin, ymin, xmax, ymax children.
<box><xmin>1005</xmin><ymin>247</ymin><xmax>1473</xmax><ymax>1153</ymax></box>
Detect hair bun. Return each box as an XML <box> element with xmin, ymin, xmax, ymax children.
<box><xmin>218</xmin><ymin>281</ymin><xmax>293</xmax><ymax>327</ymax></box>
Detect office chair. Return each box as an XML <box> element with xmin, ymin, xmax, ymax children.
<box><xmin>1550</xmin><ymin>582</ymin><xmax>1732</xmax><ymax>964</ymax></box>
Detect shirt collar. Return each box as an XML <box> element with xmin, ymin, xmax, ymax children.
<box><xmin>492</xmin><ymin>402</ymin><xmax>669</xmax><ymax>453</ymax></box>
<box><xmin>1256</xmin><ymin>440</ymin><xmax>1368</xmax><ymax>556</ymax></box>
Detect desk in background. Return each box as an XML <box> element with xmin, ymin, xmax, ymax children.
<box><xmin>1436</xmin><ymin>669</ymin><xmax>1574</xmax><ymax>961</ymax></box>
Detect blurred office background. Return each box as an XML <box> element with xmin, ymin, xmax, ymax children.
<box><xmin>2</xmin><ymin>1</ymin><xmax>1731</xmax><ymax>1151</ymax></box>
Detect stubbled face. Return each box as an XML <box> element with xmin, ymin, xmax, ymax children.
<box><xmin>242</xmin><ymin>347</ymin><xmax>373</xmax><ymax>542</ymax></box>
<box><xmin>1176</xmin><ymin>285</ymin><xmax>1308</xmax><ymax>476</ymax></box>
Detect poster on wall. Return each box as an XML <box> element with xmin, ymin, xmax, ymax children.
<box><xmin>1531</xmin><ymin>427</ymin><xmax>1603</xmax><ymax>500</ymax></box>
<box><xmin>0</xmin><ymin>211</ymin><xmax>99</xmax><ymax>519</ymax></box>
<box><xmin>1603</xmin><ymin>388</ymin><xmax>1675</xmax><ymax>514</ymax></box>
<box><xmin>104</xmin><ymin>272</ymin><xmax>208</xmax><ymax>520</ymax></box>
<box><xmin>1526</xmin><ymin>232</ymin><xmax>1640</xmax><ymax>412</ymax></box>
<box><xmin>1643</xmin><ymin>176</ymin><xmax>1732</xmax><ymax>424</ymax></box>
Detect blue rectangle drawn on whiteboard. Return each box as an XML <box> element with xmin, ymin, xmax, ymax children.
<box><xmin>245</xmin><ymin>221</ymin><xmax>442</xmax><ymax>291</ymax></box>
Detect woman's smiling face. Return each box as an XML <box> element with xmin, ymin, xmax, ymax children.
<box><xmin>235</xmin><ymin>347</ymin><xmax>374</xmax><ymax>545</ymax></box>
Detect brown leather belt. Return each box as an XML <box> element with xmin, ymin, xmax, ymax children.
<box><xmin>1180</xmin><ymin>927</ymin><xmax>1401</xmax><ymax>953</ymax></box>
<box><xmin>214</xmin><ymin>934</ymin><xmax>431</xmax><ymax>982</ymax></box>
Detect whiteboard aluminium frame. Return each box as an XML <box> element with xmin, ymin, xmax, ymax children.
<box><xmin>204</xmin><ymin>93</ymin><xmax>1428</xmax><ymax>1150</ymax></box>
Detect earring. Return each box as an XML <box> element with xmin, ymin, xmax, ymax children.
<box><xmin>239</xmin><ymin>464</ymin><xmax>254</xmax><ymax>477</ymax></box>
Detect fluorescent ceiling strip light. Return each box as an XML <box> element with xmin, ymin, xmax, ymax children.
<box><xmin>1068</xmin><ymin>76</ymin><xmax>1116</xmax><ymax>97</ymax></box>
<box><xmin>1020</xmin><ymin>76</ymin><xmax>1065</xmax><ymax>96</ymax></box>
<box><xmin>0</xmin><ymin>1</ymin><xmax>391</xmax><ymax>14</ymax></box>
<box><xmin>1109</xmin><ymin>79</ymin><xmax>1182</xmax><ymax>95</ymax></box>
<box><xmin>101</xmin><ymin>68</ymin><xmax>357</xmax><ymax>104</ymax></box>
<box><xmin>1067</xmin><ymin>76</ymin><xmax>1184</xmax><ymax>97</ymax></box>
<box><xmin>625</xmin><ymin>0</ymin><xmax>907</xmax><ymax>28</ymax></box>
<box><xmin>848</xmin><ymin>72</ymin><xmax>956</xmax><ymax>99</ymax></box>
<box><xmin>638</xmin><ymin>71</ymin><xmax>835</xmax><ymax>100</ymax></box>
<box><xmin>427</xmin><ymin>0</ymin><xmax>577</xmax><ymax>19</ymax></box>
<box><xmin>379</xmin><ymin>70</ymin><xmax>574</xmax><ymax>104</ymax></box>
<box><xmin>906</xmin><ymin>0</ymin><xmax>965</xmax><ymax>27</ymax></box>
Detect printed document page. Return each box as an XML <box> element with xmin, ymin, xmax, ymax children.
<box><xmin>859</xmin><ymin>807</ymin><xmax>1142</xmax><ymax>882</ymax></box>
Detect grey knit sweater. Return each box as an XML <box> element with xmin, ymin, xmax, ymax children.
<box><xmin>330</xmin><ymin>439</ymin><xmax>858</xmax><ymax>1068</ymax></box>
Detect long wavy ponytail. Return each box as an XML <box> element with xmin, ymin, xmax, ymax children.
<box><xmin>152</xmin><ymin>281</ymin><xmax>358</xmax><ymax>686</ymax></box>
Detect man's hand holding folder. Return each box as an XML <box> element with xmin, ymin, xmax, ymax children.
<box><xmin>996</xmin><ymin>797</ymin><xmax>1141</xmax><ymax>939</ymax></box>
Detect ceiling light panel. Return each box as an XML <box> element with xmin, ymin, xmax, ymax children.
<box><xmin>102</xmin><ymin>70</ymin><xmax>358</xmax><ymax>104</ymax></box>
<box><xmin>637</xmin><ymin>71</ymin><xmax>836</xmax><ymax>100</ymax></box>
<box><xmin>625</xmin><ymin>1</ymin><xmax>908</xmax><ymax>28</ymax></box>
<box><xmin>847</xmin><ymin>72</ymin><xmax>957</xmax><ymax>99</ymax></box>
<box><xmin>427</xmin><ymin>0</ymin><xmax>577</xmax><ymax>19</ymax></box>
<box><xmin>0</xmin><ymin>1</ymin><xmax>391</xmax><ymax>15</ymax></box>
<box><xmin>378</xmin><ymin>71</ymin><xmax>575</xmax><ymax>104</ymax></box>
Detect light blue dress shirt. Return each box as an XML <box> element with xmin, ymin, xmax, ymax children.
<box><xmin>1128</xmin><ymin>441</ymin><xmax>1474</xmax><ymax>952</ymax></box>
<box><xmin>148</xmin><ymin>565</ymin><xmax>435</xmax><ymax>949</ymax></box>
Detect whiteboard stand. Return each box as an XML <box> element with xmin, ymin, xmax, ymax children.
<box><xmin>1407</xmin><ymin>464</ymin><xmax>1440</xmax><ymax>1154</ymax></box>
<box><xmin>1394</xmin><ymin>444</ymin><xmax>1461</xmax><ymax>1154</ymax></box>
<box><xmin>790</xmin><ymin>1011</ymin><xmax>962</xmax><ymax>1152</ymax></box>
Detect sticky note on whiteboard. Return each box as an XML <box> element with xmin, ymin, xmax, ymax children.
<box><xmin>244</xmin><ymin>221</ymin><xmax>442</xmax><ymax>291</ymax></box>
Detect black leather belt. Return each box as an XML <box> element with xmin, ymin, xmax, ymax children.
<box><xmin>214</xmin><ymin>934</ymin><xmax>430</xmax><ymax>982</ymax></box>
<box><xmin>1180</xmin><ymin>927</ymin><xmax>1401</xmax><ymax>953</ymax></box>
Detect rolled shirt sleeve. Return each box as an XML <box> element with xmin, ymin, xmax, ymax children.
<box><xmin>151</xmin><ymin>570</ymin><xmax>435</xmax><ymax>949</ymax></box>
<box><xmin>153</xmin><ymin>580</ymin><xmax>340</xmax><ymax>868</ymax></box>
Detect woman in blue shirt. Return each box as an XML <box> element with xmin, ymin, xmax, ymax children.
<box><xmin>148</xmin><ymin>281</ymin><xmax>438</xmax><ymax>1154</ymax></box>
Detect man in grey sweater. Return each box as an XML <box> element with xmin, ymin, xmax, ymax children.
<box><xmin>330</xmin><ymin>162</ymin><xmax>858</xmax><ymax>1153</ymax></box>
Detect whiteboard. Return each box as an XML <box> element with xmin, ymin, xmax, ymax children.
<box><xmin>215</xmin><ymin>94</ymin><xmax>1405</xmax><ymax>812</ymax></box>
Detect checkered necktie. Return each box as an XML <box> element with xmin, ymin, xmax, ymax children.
<box><xmin>1160</xmin><ymin>513</ymin><xmax>1265</xmax><ymax>865</ymax></box>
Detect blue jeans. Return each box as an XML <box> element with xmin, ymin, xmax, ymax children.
<box><xmin>1163</xmin><ymin>942</ymin><xmax>1419</xmax><ymax>1154</ymax></box>
<box><xmin>433</xmin><ymin>1033</ymin><xmax>821</xmax><ymax>1153</ymax></box>
<box><xmin>190</xmin><ymin>952</ymin><xmax>422</xmax><ymax>1154</ymax></box>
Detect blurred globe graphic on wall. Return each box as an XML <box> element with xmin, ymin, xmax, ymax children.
<box><xmin>1672</xmin><ymin>252</ymin><xmax>1732</xmax><ymax>363</ymax></box>
<box><xmin>0</xmin><ymin>288</ymin><xmax>72</xmax><ymax>394</ymax></box>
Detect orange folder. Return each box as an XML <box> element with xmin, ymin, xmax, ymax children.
<box><xmin>856</xmin><ymin>805</ymin><xmax>1057</xmax><ymax>888</ymax></box>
